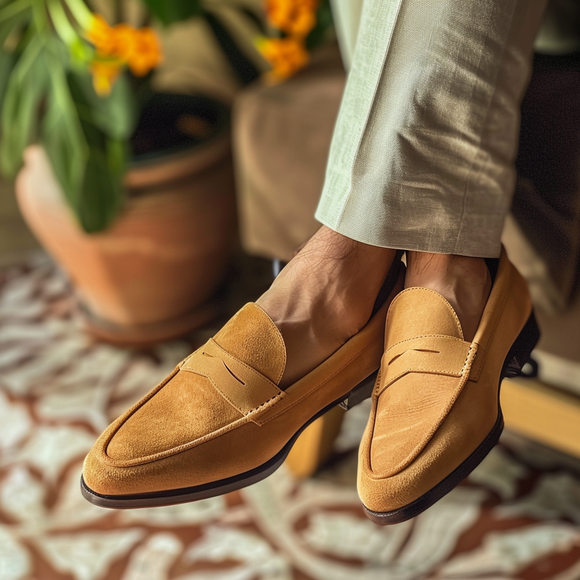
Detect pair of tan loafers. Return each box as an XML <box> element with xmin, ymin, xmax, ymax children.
<box><xmin>81</xmin><ymin>248</ymin><xmax>538</xmax><ymax>523</ymax></box>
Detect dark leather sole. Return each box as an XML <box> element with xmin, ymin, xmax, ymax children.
<box><xmin>363</xmin><ymin>311</ymin><xmax>540</xmax><ymax>525</ymax></box>
<box><xmin>80</xmin><ymin>370</ymin><xmax>378</xmax><ymax>509</ymax></box>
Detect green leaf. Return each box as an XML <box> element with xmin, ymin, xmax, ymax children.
<box><xmin>67</xmin><ymin>70</ymin><xmax>137</xmax><ymax>141</ymax></box>
<box><xmin>239</xmin><ymin>7</ymin><xmax>267</xmax><ymax>35</ymax></box>
<box><xmin>202</xmin><ymin>9</ymin><xmax>260</xmax><ymax>86</ymax></box>
<box><xmin>305</xmin><ymin>0</ymin><xmax>334</xmax><ymax>51</ymax></box>
<box><xmin>0</xmin><ymin>14</ymin><xmax>126</xmax><ymax>233</ymax></box>
<box><xmin>0</xmin><ymin>49</ymin><xmax>15</xmax><ymax>109</ymax></box>
<box><xmin>41</xmin><ymin>63</ymin><xmax>89</xmax><ymax>212</ymax></box>
<box><xmin>43</xmin><ymin>78</ymin><xmax>127</xmax><ymax>233</ymax></box>
<box><xmin>68</xmin><ymin>35</ymin><xmax>92</xmax><ymax>64</ymax></box>
<box><xmin>0</xmin><ymin>36</ymin><xmax>49</xmax><ymax>176</ymax></box>
<box><xmin>38</xmin><ymin>36</ymin><xmax>128</xmax><ymax>232</ymax></box>
<box><xmin>76</xmin><ymin>143</ymin><xmax>124</xmax><ymax>232</ymax></box>
<box><xmin>140</xmin><ymin>0</ymin><xmax>203</xmax><ymax>25</ymax></box>
<box><xmin>0</xmin><ymin>6</ymin><xmax>32</xmax><ymax>47</ymax></box>
<box><xmin>106</xmin><ymin>135</ymin><xmax>126</xmax><ymax>177</ymax></box>
<box><xmin>0</xmin><ymin>0</ymin><xmax>31</xmax><ymax>26</ymax></box>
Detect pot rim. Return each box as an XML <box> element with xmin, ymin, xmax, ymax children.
<box><xmin>125</xmin><ymin>93</ymin><xmax>231</xmax><ymax>189</ymax></box>
<box><xmin>124</xmin><ymin>131</ymin><xmax>231</xmax><ymax>190</ymax></box>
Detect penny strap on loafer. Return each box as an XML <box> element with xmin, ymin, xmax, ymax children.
<box><xmin>181</xmin><ymin>339</ymin><xmax>285</xmax><ymax>415</ymax></box>
<box><xmin>377</xmin><ymin>336</ymin><xmax>477</xmax><ymax>395</ymax></box>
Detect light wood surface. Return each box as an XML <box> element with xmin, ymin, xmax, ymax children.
<box><xmin>501</xmin><ymin>376</ymin><xmax>580</xmax><ymax>459</ymax></box>
<box><xmin>285</xmin><ymin>406</ymin><xmax>345</xmax><ymax>478</ymax></box>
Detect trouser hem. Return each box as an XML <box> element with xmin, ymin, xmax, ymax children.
<box><xmin>315</xmin><ymin>212</ymin><xmax>503</xmax><ymax>259</ymax></box>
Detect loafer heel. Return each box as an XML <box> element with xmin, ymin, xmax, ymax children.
<box><xmin>503</xmin><ymin>311</ymin><xmax>540</xmax><ymax>378</ymax></box>
<box><xmin>340</xmin><ymin>371</ymin><xmax>378</xmax><ymax>410</ymax></box>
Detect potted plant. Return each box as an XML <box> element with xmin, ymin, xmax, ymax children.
<box><xmin>256</xmin><ymin>0</ymin><xmax>333</xmax><ymax>82</ymax></box>
<box><xmin>3</xmin><ymin>0</ymin><xmax>262</xmax><ymax>344</ymax></box>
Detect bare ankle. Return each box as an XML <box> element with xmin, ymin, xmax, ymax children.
<box><xmin>406</xmin><ymin>252</ymin><xmax>487</xmax><ymax>281</ymax></box>
<box><xmin>405</xmin><ymin>251</ymin><xmax>491</xmax><ymax>341</ymax></box>
<box><xmin>257</xmin><ymin>227</ymin><xmax>397</xmax><ymax>386</ymax></box>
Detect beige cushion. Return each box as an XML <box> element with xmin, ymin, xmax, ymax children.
<box><xmin>233</xmin><ymin>44</ymin><xmax>345</xmax><ymax>262</ymax></box>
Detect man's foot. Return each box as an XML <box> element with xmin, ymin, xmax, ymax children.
<box><xmin>405</xmin><ymin>252</ymin><xmax>492</xmax><ymax>342</ymax></box>
<box><xmin>358</xmin><ymin>248</ymin><xmax>538</xmax><ymax>525</ymax></box>
<box><xmin>257</xmin><ymin>226</ymin><xmax>397</xmax><ymax>387</ymax></box>
<box><xmin>81</xmin><ymin>228</ymin><xmax>403</xmax><ymax>508</ymax></box>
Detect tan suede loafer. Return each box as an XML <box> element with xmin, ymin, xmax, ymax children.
<box><xmin>81</xmin><ymin>263</ymin><xmax>403</xmax><ymax>508</ymax></box>
<box><xmin>358</xmin><ymin>249</ymin><xmax>539</xmax><ymax>525</ymax></box>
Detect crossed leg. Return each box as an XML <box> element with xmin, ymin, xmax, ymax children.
<box><xmin>259</xmin><ymin>0</ymin><xmax>548</xmax><ymax>388</ymax></box>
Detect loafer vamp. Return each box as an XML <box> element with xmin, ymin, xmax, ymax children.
<box><xmin>359</xmin><ymin>378</ymin><xmax>495</xmax><ymax>512</ymax></box>
<box><xmin>106</xmin><ymin>367</ymin><xmax>246</xmax><ymax>461</ymax></box>
<box><xmin>83</xmin><ymin>420</ymin><xmax>282</xmax><ymax>496</ymax></box>
<box><xmin>369</xmin><ymin>289</ymin><xmax>471</xmax><ymax>476</ymax></box>
<box><xmin>84</xmin><ymin>303</ymin><xmax>288</xmax><ymax>496</ymax></box>
<box><xmin>371</xmin><ymin>370</ymin><xmax>470</xmax><ymax>477</ymax></box>
<box><xmin>83</xmin><ymin>292</ymin><xmax>394</xmax><ymax>499</ymax></box>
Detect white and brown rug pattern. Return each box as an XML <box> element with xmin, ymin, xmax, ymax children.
<box><xmin>1</xmin><ymin>253</ymin><xmax>580</xmax><ymax>580</ymax></box>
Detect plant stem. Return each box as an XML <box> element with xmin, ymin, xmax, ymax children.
<box><xmin>12</xmin><ymin>32</ymin><xmax>44</xmax><ymax>79</ymax></box>
<box><xmin>0</xmin><ymin>0</ymin><xmax>31</xmax><ymax>24</ymax></box>
<box><xmin>30</xmin><ymin>0</ymin><xmax>48</xmax><ymax>34</ymax></box>
<box><xmin>46</xmin><ymin>0</ymin><xmax>77</xmax><ymax>44</ymax></box>
<box><xmin>62</xmin><ymin>0</ymin><xmax>91</xmax><ymax>28</ymax></box>
<box><xmin>113</xmin><ymin>0</ymin><xmax>121</xmax><ymax>26</ymax></box>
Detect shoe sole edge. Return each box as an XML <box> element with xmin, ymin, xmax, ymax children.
<box><xmin>80</xmin><ymin>370</ymin><xmax>378</xmax><ymax>509</ymax></box>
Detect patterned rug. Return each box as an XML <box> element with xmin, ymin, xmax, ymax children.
<box><xmin>1</xmin><ymin>253</ymin><xmax>580</xmax><ymax>580</ymax></box>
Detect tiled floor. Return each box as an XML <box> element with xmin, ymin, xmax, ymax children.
<box><xmin>3</xmin><ymin>185</ymin><xmax>580</xmax><ymax>579</ymax></box>
<box><xmin>1</xmin><ymin>252</ymin><xmax>580</xmax><ymax>580</ymax></box>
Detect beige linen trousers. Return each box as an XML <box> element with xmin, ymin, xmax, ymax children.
<box><xmin>315</xmin><ymin>0</ymin><xmax>553</xmax><ymax>257</ymax></box>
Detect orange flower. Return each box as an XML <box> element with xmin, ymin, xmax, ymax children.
<box><xmin>125</xmin><ymin>28</ymin><xmax>163</xmax><ymax>76</ymax></box>
<box><xmin>110</xmin><ymin>23</ymin><xmax>137</xmax><ymax>62</ymax></box>
<box><xmin>86</xmin><ymin>14</ymin><xmax>117</xmax><ymax>55</ymax></box>
<box><xmin>86</xmin><ymin>14</ymin><xmax>163</xmax><ymax>87</ymax></box>
<box><xmin>265</xmin><ymin>0</ymin><xmax>318</xmax><ymax>36</ymax></box>
<box><xmin>90</xmin><ymin>61</ymin><xmax>122</xmax><ymax>96</ymax></box>
<box><xmin>258</xmin><ymin>37</ymin><xmax>309</xmax><ymax>81</ymax></box>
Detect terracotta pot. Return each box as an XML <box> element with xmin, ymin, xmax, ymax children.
<box><xmin>16</xmin><ymin>95</ymin><xmax>237</xmax><ymax>344</ymax></box>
